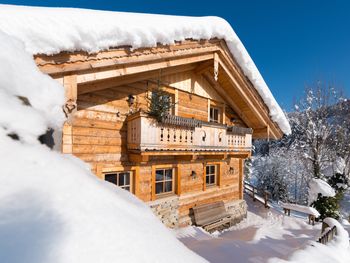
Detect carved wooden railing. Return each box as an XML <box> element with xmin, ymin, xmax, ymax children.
<box><xmin>127</xmin><ymin>112</ymin><xmax>252</xmax><ymax>152</ymax></box>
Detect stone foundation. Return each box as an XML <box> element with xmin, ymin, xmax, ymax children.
<box><xmin>148</xmin><ymin>196</ymin><xmax>179</xmax><ymax>228</ymax></box>
<box><xmin>226</xmin><ymin>199</ymin><xmax>247</xmax><ymax>225</ymax></box>
<box><xmin>149</xmin><ymin>196</ymin><xmax>247</xmax><ymax>229</ymax></box>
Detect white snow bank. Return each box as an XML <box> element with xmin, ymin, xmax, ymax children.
<box><xmin>280</xmin><ymin>202</ymin><xmax>320</xmax><ymax>217</ymax></box>
<box><xmin>0</xmin><ymin>4</ymin><xmax>291</xmax><ymax>135</ymax></box>
<box><xmin>308</xmin><ymin>178</ymin><xmax>336</xmax><ymax>204</ymax></box>
<box><xmin>269</xmin><ymin>218</ymin><xmax>350</xmax><ymax>263</ymax></box>
<box><xmin>0</xmin><ymin>30</ymin><xmax>205</xmax><ymax>263</ymax></box>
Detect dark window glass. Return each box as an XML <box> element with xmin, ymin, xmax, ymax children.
<box><xmin>156</xmin><ymin>170</ymin><xmax>164</xmax><ymax>181</ymax></box>
<box><xmin>105</xmin><ymin>174</ymin><xmax>117</xmax><ymax>185</ymax></box>
<box><xmin>155</xmin><ymin>168</ymin><xmax>173</xmax><ymax>195</ymax></box>
<box><xmin>165</xmin><ymin>169</ymin><xmax>173</xmax><ymax>180</ymax></box>
<box><xmin>156</xmin><ymin>182</ymin><xmax>163</xmax><ymax>194</ymax></box>
<box><xmin>205</xmin><ymin>165</ymin><xmax>217</xmax><ymax>186</ymax></box>
<box><xmin>209</xmin><ymin>107</ymin><xmax>220</xmax><ymax>123</ymax></box>
<box><xmin>105</xmin><ymin>172</ymin><xmax>131</xmax><ymax>192</ymax></box>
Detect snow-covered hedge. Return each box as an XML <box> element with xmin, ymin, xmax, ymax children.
<box><xmin>309</xmin><ymin>178</ymin><xmax>336</xmax><ymax>204</ymax></box>
<box><xmin>0</xmin><ymin>30</ymin><xmax>205</xmax><ymax>263</ymax></box>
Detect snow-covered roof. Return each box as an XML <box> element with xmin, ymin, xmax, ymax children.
<box><xmin>0</xmin><ymin>4</ymin><xmax>291</xmax><ymax>135</ymax></box>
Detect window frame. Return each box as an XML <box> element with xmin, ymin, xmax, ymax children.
<box><xmin>104</xmin><ymin>171</ymin><xmax>133</xmax><ymax>192</ymax></box>
<box><xmin>209</xmin><ymin>106</ymin><xmax>220</xmax><ymax>123</ymax></box>
<box><xmin>205</xmin><ymin>164</ymin><xmax>218</xmax><ymax>187</ymax></box>
<box><xmin>155</xmin><ymin>167</ymin><xmax>175</xmax><ymax>196</ymax></box>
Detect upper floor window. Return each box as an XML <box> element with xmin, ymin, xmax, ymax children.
<box><xmin>104</xmin><ymin>171</ymin><xmax>132</xmax><ymax>191</ymax></box>
<box><xmin>206</xmin><ymin>165</ymin><xmax>217</xmax><ymax>186</ymax></box>
<box><xmin>155</xmin><ymin>168</ymin><xmax>174</xmax><ymax>195</ymax></box>
<box><xmin>209</xmin><ymin>107</ymin><xmax>220</xmax><ymax>123</ymax></box>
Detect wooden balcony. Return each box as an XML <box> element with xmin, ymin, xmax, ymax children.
<box><xmin>127</xmin><ymin>112</ymin><xmax>252</xmax><ymax>155</ymax></box>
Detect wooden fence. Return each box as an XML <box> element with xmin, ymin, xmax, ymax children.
<box><xmin>244</xmin><ymin>181</ymin><xmax>270</xmax><ymax>208</ymax></box>
<box><xmin>318</xmin><ymin>225</ymin><xmax>337</xmax><ymax>245</ymax></box>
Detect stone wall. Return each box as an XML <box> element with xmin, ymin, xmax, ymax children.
<box><xmin>148</xmin><ymin>196</ymin><xmax>179</xmax><ymax>228</ymax></box>
<box><xmin>226</xmin><ymin>199</ymin><xmax>247</xmax><ymax>225</ymax></box>
<box><xmin>148</xmin><ymin>194</ymin><xmax>247</xmax><ymax>229</ymax></box>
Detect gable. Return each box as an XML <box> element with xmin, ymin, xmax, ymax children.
<box><xmin>35</xmin><ymin>39</ymin><xmax>284</xmax><ymax>139</ymax></box>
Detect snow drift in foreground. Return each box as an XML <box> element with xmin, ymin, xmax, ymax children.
<box><xmin>0</xmin><ymin>31</ymin><xmax>205</xmax><ymax>263</ymax></box>
<box><xmin>308</xmin><ymin>178</ymin><xmax>336</xmax><ymax>204</ymax></box>
<box><xmin>269</xmin><ymin>218</ymin><xmax>350</xmax><ymax>263</ymax></box>
<box><xmin>0</xmin><ymin>4</ymin><xmax>291</xmax><ymax>135</ymax></box>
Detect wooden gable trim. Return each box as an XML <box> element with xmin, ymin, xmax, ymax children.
<box><xmin>35</xmin><ymin>39</ymin><xmax>284</xmax><ymax>138</ymax></box>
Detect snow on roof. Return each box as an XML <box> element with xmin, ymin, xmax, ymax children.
<box><xmin>0</xmin><ymin>4</ymin><xmax>291</xmax><ymax>135</ymax></box>
<box><xmin>0</xmin><ymin>29</ymin><xmax>205</xmax><ymax>263</ymax></box>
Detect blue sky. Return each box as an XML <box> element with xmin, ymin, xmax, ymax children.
<box><xmin>2</xmin><ymin>0</ymin><xmax>349</xmax><ymax>111</ymax></box>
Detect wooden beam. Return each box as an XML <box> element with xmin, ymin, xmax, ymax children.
<box><xmin>176</xmin><ymin>164</ymin><xmax>182</xmax><ymax>196</ymax></box>
<box><xmin>76</xmin><ymin>53</ymin><xmax>214</xmax><ymax>84</ymax></box>
<box><xmin>151</xmin><ymin>165</ymin><xmax>156</xmax><ymax>201</ymax></box>
<box><xmin>36</xmin><ymin>41</ymin><xmax>221</xmax><ymax>74</ymax></box>
<box><xmin>216</xmin><ymin>56</ymin><xmax>267</xmax><ymax>128</ymax></box>
<box><xmin>78</xmin><ymin>63</ymin><xmax>198</xmax><ymax>95</ymax></box>
<box><xmin>129</xmin><ymin>153</ymin><xmax>149</xmax><ymax>163</ymax></box>
<box><xmin>202</xmin><ymin>71</ymin><xmax>253</xmax><ymax>128</ymax></box>
<box><xmin>239</xmin><ymin>159</ymin><xmax>244</xmax><ymax>199</ymax></box>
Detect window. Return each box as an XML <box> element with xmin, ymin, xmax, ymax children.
<box><xmin>209</xmin><ymin>107</ymin><xmax>220</xmax><ymax>123</ymax></box>
<box><xmin>155</xmin><ymin>168</ymin><xmax>174</xmax><ymax>195</ymax></box>
<box><xmin>105</xmin><ymin>172</ymin><xmax>132</xmax><ymax>191</ymax></box>
<box><xmin>206</xmin><ymin>165</ymin><xmax>217</xmax><ymax>186</ymax></box>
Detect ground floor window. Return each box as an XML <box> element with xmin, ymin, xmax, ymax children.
<box><xmin>206</xmin><ymin>164</ymin><xmax>217</xmax><ymax>186</ymax></box>
<box><xmin>104</xmin><ymin>171</ymin><xmax>132</xmax><ymax>191</ymax></box>
<box><xmin>155</xmin><ymin>168</ymin><xmax>174</xmax><ymax>195</ymax></box>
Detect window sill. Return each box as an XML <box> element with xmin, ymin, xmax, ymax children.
<box><xmin>155</xmin><ymin>192</ymin><xmax>177</xmax><ymax>200</ymax></box>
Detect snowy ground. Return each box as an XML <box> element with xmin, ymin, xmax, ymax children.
<box><xmin>176</xmin><ymin>195</ymin><xmax>323</xmax><ymax>263</ymax></box>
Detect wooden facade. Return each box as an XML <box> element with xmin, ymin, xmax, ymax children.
<box><xmin>35</xmin><ymin>39</ymin><xmax>284</xmax><ymax>227</ymax></box>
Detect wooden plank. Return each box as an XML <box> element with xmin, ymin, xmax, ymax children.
<box><xmin>77</xmin><ymin>53</ymin><xmax>214</xmax><ymax>84</ymax></box>
<box><xmin>78</xmin><ymin>63</ymin><xmax>198</xmax><ymax>95</ymax></box>
<box><xmin>151</xmin><ymin>165</ymin><xmax>156</xmax><ymax>201</ymax></box>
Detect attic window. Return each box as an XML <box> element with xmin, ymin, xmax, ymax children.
<box><xmin>209</xmin><ymin>107</ymin><xmax>220</xmax><ymax>123</ymax></box>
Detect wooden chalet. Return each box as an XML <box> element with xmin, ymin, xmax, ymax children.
<box><xmin>35</xmin><ymin>39</ymin><xmax>284</xmax><ymax>228</ymax></box>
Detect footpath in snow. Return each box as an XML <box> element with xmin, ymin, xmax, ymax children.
<box><xmin>176</xmin><ymin>195</ymin><xmax>348</xmax><ymax>263</ymax></box>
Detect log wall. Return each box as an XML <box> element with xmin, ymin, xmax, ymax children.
<box><xmin>62</xmin><ymin>69</ymin><xmax>246</xmax><ymax>227</ymax></box>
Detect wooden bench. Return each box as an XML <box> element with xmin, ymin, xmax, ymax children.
<box><xmin>192</xmin><ymin>201</ymin><xmax>232</xmax><ymax>232</ymax></box>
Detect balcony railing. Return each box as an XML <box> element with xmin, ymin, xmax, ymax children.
<box><xmin>127</xmin><ymin>112</ymin><xmax>252</xmax><ymax>153</ymax></box>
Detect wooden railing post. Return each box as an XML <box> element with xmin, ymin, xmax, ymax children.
<box><xmin>252</xmin><ymin>186</ymin><xmax>256</xmax><ymax>201</ymax></box>
<box><xmin>264</xmin><ymin>191</ymin><xmax>268</xmax><ymax>208</ymax></box>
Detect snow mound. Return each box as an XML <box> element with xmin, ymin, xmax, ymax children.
<box><xmin>309</xmin><ymin>178</ymin><xmax>336</xmax><ymax>204</ymax></box>
<box><xmin>0</xmin><ymin>4</ymin><xmax>291</xmax><ymax>135</ymax></box>
<box><xmin>0</xmin><ymin>30</ymin><xmax>205</xmax><ymax>263</ymax></box>
<box><xmin>269</xmin><ymin>218</ymin><xmax>350</xmax><ymax>263</ymax></box>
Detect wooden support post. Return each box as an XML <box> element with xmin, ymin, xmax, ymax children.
<box><xmin>202</xmin><ymin>162</ymin><xmax>206</xmax><ymax>191</ymax></box>
<box><xmin>213</xmin><ymin>52</ymin><xmax>219</xmax><ymax>81</ymax></box>
<box><xmin>134</xmin><ymin>166</ymin><xmax>140</xmax><ymax>197</ymax></box>
<box><xmin>151</xmin><ymin>165</ymin><xmax>156</xmax><ymax>201</ymax></box>
<box><xmin>61</xmin><ymin>74</ymin><xmax>77</xmax><ymax>154</ymax></box>
<box><xmin>176</xmin><ymin>164</ymin><xmax>182</xmax><ymax>196</ymax></box>
<box><xmin>239</xmin><ymin>158</ymin><xmax>244</xmax><ymax>199</ymax></box>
